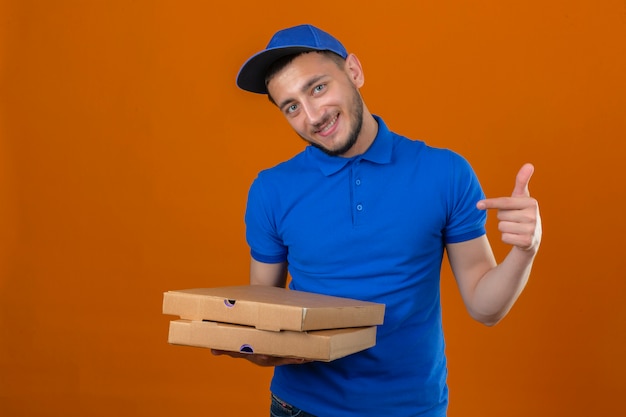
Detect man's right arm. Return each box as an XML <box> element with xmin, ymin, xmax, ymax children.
<box><xmin>250</xmin><ymin>257</ymin><xmax>288</xmax><ymax>287</ymax></box>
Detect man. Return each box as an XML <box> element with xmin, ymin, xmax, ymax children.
<box><xmin>214</xmin><ymin>24</ymin><xmax>542</xmax><ymax>417</ymax></box>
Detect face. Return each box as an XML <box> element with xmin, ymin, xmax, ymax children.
<box><xmin>267</xmin><ymin>52</ymin><xmax>366</xmax><ymax>157</ymax></box>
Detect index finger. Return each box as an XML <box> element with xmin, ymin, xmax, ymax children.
<box><xmin>476</xmin><ymin>196</ymin><xmax>532</xmax><ymax>210</ymax></box>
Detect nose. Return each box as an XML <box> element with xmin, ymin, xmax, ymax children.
<box><xmin>301</xmin><ymin>100</ymin><xmax>324</xmax><ymax>126</ymax></box>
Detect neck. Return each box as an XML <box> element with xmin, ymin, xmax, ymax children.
<box><xmin>344</xmin><ymin>108</ymin><xmax>378</xmax><ymax>158</ymax></box>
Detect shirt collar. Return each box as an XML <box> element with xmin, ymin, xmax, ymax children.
<box><xmin>307</xmin><ymin>115</ymin><xmax>393</xmax><ymax>176</ymax></box>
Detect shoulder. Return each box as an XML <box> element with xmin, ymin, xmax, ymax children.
<box><xmin>255</xmin><ymin>149</ymin><xmax>309</xmax><ymax>179</ymax></box>
<box><xmin>251</xmin><ymin>149</ymin><xmax>321</xmax><ymax>196</ymax></box>
<box><xmin>391</xmin><ymin>131</ymin><xmax>471</xmax><ymax>169</ymax></box>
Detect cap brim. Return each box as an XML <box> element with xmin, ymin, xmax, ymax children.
<box><xmin>236</xmin><ymin>46</ymin><xmax>320</xmax><ymax>94</ymax></box>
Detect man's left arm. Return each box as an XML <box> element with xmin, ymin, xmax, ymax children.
<box><xmin>446</xmin><ymin>163</ymin><xmax>542</xmax><ymax>326</ymax></box>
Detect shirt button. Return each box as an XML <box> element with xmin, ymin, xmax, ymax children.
<box><xmin>356</xmin><ymin>204</ymin><xmax>363</xmax><ymax>211</ymax></box>
<box><xmin>355</xmin><ymin>179</ymin><xmax>361</xmax><ymax>186</ymax></box>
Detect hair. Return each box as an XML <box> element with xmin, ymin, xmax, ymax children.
<box><xmin>265</xmin><ymin>50</ymin><xmax>346</xmax><ymax>104</ymax></box>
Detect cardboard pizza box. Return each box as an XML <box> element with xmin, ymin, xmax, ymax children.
<box><xmin>162</xmin><ymin>285</ymin><xmax>385</xmax><ymax>332</ymax></box>
<box><xmin>168</xmin><ymin>319</ymin><xmax>377</xmax><ymax>362</ymax></box>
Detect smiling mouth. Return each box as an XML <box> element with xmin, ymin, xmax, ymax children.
<box><xmin>314</xmin><ymin>113</ymin><xmax>339</xmax><ymax>135</ymax></box>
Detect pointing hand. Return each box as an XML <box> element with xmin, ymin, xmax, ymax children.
<box><xmin>476</xmin><ymin>163</ymin><xmax>542</xmax><ymax>252</ymax></box>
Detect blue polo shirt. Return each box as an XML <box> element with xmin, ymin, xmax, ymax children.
<box><xmin>245</xmin><ymin>116</ymin><xmax>486</xmax><ymax>417</ymax></box>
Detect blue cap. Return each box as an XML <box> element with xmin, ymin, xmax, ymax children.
<box><xmin>236</xmin><ymin>24</ymin><xmax>348</xmax><ymax>94</ymax></box>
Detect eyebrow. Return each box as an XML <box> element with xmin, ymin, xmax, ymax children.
<box><xmin>277</xmin><ymin>74</ymin><xmax>327</xmax><ymax>111</ymax></box>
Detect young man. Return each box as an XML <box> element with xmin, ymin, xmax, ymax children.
<box><xmin>215</xmin><ymin>24</ymin><xmax>542</xmax><ymax>416</ymax></box>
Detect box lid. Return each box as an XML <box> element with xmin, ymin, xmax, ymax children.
<box><xmin>168</xmin><ymin>319</ymin><xmax>377</xmax><ymax>362</ymax></box>
<box><xmin>162</xmin><ymin>285</ymin><xmax>385</xmax><ymax>332</ymax></box>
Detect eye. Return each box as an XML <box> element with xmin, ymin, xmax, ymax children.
<box><xmin>313</xmin><ymin>84</ymin><xmax>326</xmax><ymax>94</ymax></box>
<box><xmin>286</xmin><ymin>103</ymin><xmax>298</xmax><ymax>114</ymax></box>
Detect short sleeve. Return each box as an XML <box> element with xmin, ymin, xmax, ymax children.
<box><xmin>443</xmin><ymin>153</ymin><xmax>487</xmax><ymax>244</ymax></box>
<box><xmin>244</xmin><ymin>175</ymin><xmax>288</xmax><ymax>263</ymax></box>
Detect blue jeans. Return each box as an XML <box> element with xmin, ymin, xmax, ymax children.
<box><xmin>270</xmin><ymin>394</ymin><xmax>317</xmax><ymax>417</ymax></box>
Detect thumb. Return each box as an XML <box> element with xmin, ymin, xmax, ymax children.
<box><xmin>512</xmin><ymin>163</ymin><xmax>534</xmax><ymax>197</ymax></box>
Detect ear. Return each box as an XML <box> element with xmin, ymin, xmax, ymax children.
<box><xmin>344</xmin><ymin>53</ymin><xmax>365</xmax><ymax>88</ymax></box>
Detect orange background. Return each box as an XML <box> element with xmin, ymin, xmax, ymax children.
<box><xmin>1</xmin><ymin>1</ymin><xmax>625</xmax><ymax>416</ymax></box>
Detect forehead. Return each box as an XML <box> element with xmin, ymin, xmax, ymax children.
<box><xmin>267</xmin><ymin>52</ymin><xmax>344</xmax><ymax>99</ymax></box>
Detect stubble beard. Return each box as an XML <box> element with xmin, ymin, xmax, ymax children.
<box><xmin>300</xmin><ymin>86</ymin><xmax>364</xmax><ymax>157</ymax></box>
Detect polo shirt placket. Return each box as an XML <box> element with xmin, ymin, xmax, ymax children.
<box><xmin>351</xmin><ymin>158</ymin><xmax>365</xmax><ymax>227</ymax></box>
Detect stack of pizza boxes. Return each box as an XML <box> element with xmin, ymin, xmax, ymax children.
<box><xmin>163</xmin><ymin>285</ymin><xmax>385</xmax><ymax>362</ymax></box>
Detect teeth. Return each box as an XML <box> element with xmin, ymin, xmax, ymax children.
<box><xmin>319</xmin><ymin>115</ymin><xmax>337</xmax><ymax>133</ymax></box>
